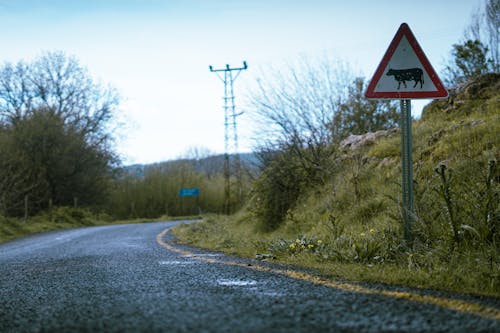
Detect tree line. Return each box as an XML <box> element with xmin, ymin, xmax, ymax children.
<box><xmin>108</xmin><ymin>155</ymin><xmax>256</xmax><ymax>219</ymax></box>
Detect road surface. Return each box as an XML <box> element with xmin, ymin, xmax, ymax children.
<box><xmin>1</xmin><ymin>221</ymin><xmax>499</xmax><ymax>332</ymax></box>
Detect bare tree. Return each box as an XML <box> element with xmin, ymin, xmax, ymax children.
<box><xmin>248</xmin><ymin>56</ymin><xmax>397</xmax><ymax>176</ymax></box>
<box><xmin>486</xmin><ymin>0</ymin><xmax>500</xmax><ymax>70</ymax></box>
<box><xmin>464</xmin><ymin>0</ymin><xmax>499</xmax><ymax>72</ymax></box>
<box><xmin>0</xmin><ymin>51</ymin><xmax>119</xmax><ymax>145</ymax></box>
<box><xmin>249</xmin><ymin>56</ymin><xmax>353</xmax><ymax>150</ymax></box>
<box><xmin>248</xmin><ymin>56</ymin><xmax>356</xmax><ymax>184</ymax></box>
<box><xmin>0</xmin><ymin>61</ymin><xmax>34</xmax><ymax>120</ymax></box>
<box><xmin>247</xmin><ymin>56</ymin><xmax>351</xmax><ymax>228</ymax></box>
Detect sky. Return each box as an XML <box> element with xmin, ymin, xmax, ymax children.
<box><xmin>0</xmin><ymin>0</ymin><xmax>479</xmax><ymax>164</ymax></box>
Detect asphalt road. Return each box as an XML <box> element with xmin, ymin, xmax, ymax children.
<box><xmin>1</xmin><ymin>221</ymin><xmax>499</xmax><ymax>333</ymax></box>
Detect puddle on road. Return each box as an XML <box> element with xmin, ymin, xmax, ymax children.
<box><xmin>217</xmin><ymin>280</ymin><xmax>284</xmax><ymax>297</ymax></box>
<box><xmin>124</xmin><ymin>244</ymin><xmax>142</xmax><ymax>248</ymax></box>
<box><xmin>217</xmin><ymin>279</ymin><xmax>258</xmax><ymax>287</ymax></box>
<box><xmin>254</xmin><ymin>290</ymin><xmax>283</xmax><ymax>297</ymax></box>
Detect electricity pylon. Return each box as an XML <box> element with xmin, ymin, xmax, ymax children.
<box><xmin>209</xmin><ymin>61</ymin><xmax>247</xmax><ymax>214</ymax></box>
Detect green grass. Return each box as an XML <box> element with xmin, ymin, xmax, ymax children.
<box><xmin>173</xmin><ymin>213</ymin><xmax>498</xmax><ymax>296</ymax></box>
<box><xmin>173</xmin><ymin>74</ymin><xmax>500</xmax><ymax>297</ymax></box>
<box><xmin>0</xmin><ymin>206</ymin><xmax>201</xmax><ymax>244</ymax></box>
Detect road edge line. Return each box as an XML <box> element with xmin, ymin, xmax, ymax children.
<box><xmin>156</xmin><ymin>226</ymin><xmax>500</xmax><ymax>321</ymax></box>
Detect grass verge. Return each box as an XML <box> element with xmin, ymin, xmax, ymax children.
<box><xmin>173</xmin><ymin>214</ymin><xmax>499</xmax><ymax>297</ymax></box>
<box><xmin>0</xmin><ymin>206</ymin><xmax>200</xmax><ymax>244</ymax></box>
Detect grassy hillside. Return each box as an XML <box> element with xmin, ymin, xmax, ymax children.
<box><xmin>173</xmin><ymin>74</ymin><xmax>500</xmax><ymax>296</ymax></box>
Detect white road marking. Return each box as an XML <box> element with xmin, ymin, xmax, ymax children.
<box><xmin>183</xmin><ymin>253</ymin><xmax>221</xmax><ymax>258</ymax></box>
<box><xmin>217</xmin><ymin>279</ymin><xmax>257</xmax><ymax>286</ymax></box>
<box><xmin>158</xmin><ymin>260</ymin><xmax>196</xmax><ymax>265</ymax></box>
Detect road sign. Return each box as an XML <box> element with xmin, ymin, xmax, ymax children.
<box><xmin>365</xmin><ymin>23</ymin><xmax>448</xmax><ymax>245</ymax></box>
<box><xmin>365</xmin><ymin>23</ymin><xmax>448</xmax><ymax>99</ymax></box>
<box><xmin>178</xmin><ymin>188</ymin><xmax>200</xmax><ymax>197</ymax></box>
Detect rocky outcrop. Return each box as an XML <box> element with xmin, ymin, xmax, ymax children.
<box><xmin>422</xmin><ymin>73</ymin><xmax>500</xmax><ymax>118</ymax></box>
<box><xmin>339</xmin><ymin>128</ymin><xmax>399</xmax><ymax>151</ymax></box>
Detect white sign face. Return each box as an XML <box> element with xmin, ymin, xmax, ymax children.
<box><xmin>365</xmin><ymin>23</ymin><xmax>448</xmax><ymax>99</ymax></box>
<box><xmin>373</xmin><ymin>36</ymin><xmax>438</xmax><ymax>92</ymax></box>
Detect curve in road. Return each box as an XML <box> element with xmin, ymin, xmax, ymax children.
<box><xmin>0</xmin><ymin>220</ymin><xmax>498</xmax><ymax>333</ymax></box>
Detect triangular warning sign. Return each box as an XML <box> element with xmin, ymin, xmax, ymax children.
<box><xmin>365</xmin><ymin>23</ymin><xmax>448</xmax><ymax>99</ymax></box>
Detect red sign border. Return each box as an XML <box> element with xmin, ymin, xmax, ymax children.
<box><xmin>365</xmin><ymin>23</ymin><xmax>448</xmax><ymax>99</ymax></box>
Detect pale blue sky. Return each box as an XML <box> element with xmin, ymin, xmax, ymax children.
<box><xmin>0</xmin><ymin>0</ymin><xmax>479</xmax><ymax>164</ymax></box>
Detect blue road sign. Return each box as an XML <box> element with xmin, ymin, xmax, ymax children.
<box><xmin>178</xmin><ymin>188</ymin><xmax>200</xmax><ymax>197</ymax></box>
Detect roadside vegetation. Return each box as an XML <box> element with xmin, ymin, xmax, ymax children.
<box><xmin>1</xmin><ymin>207</ymin><xmax>115</xmax><ymax>243</ymax></box>
<box><xmin>0</xmin><ymin>206</ymin><xmax>201</xmax><ymax>244</ymax></box>
<box><xmin>174</xmin><ymin>73</ymin><xmax>499</xmax><ymax>296</ymax></box>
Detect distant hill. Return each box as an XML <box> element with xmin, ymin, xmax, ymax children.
<box><xmin>123</xmin><ymin>152</ymin><xmax>259</xmax><ymax>178</ymax></box>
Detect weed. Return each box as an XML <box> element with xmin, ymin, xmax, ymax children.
<box><xmin>326</xmin><ymin>212</ymin><xmax>344</xmax><ymax>239</ymax></box>
<box><xmin>434</xmin><ymin>163</ymin><xmax>459</xmax><ymax>247</ymax></box>
<box><xmin>350</xmin><ymin>230</ymin><xmax>382</xmax><ymax>263</ymax></box>
<box><xmin>485</xmin><ymin>160</ymin><xmax>498</xmax><ymax>243</ymax></box>
<box><xmin>267</xmin><ymin>235</ymin><xmax>325</xmax><ymax>257</ymax></box>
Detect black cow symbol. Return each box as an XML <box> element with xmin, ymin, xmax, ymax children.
<box><xmin>386</xmin><ymin>68</ymin><xmax>424</xmax><ymax>89</ymax></box>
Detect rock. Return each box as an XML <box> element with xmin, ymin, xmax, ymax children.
<box><xmin>378</xmin><ymin>157</ymin><xmax>397</xmax><ymax>168</ymax></box>
<box><xmin>255</xmin><ymin>253</ymin><xmax>276</xmax><ymax>261</ymax></box>
<box><xmin>461</xmin><ymin>73</ymin><xmax>500</xmax><ymax>100</ymax></box>
<box><xmin>340</xmin><ymin>128</ymin><xmax>399</xmax><ymax>151</ymax></box>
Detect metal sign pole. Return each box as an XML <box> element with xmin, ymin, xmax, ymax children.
<box><xmin>400</xmin><ymin>99</ymin><xmax>414</xmax><ymax>245</ymax></box>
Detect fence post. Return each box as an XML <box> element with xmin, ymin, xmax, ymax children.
<box><xmin>24</xmin><ymin>195</ymin><xmax>29</xmax><ymax>222</ymax></box>
<box><xmin>49</xmin><ymin>198</ymin><xmax>53</xmax><ymax>222</ymax></box>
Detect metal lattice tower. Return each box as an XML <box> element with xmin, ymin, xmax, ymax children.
<box><xmin>209</xmin><ymin>61</ymin><xmax>247</xmax><ymax>214</ymax></box>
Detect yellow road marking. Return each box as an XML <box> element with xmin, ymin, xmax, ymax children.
<box><xmin>156</xmin><ymin>227</ymin><xmax>500</xmax><ymax>321</ymax></box>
